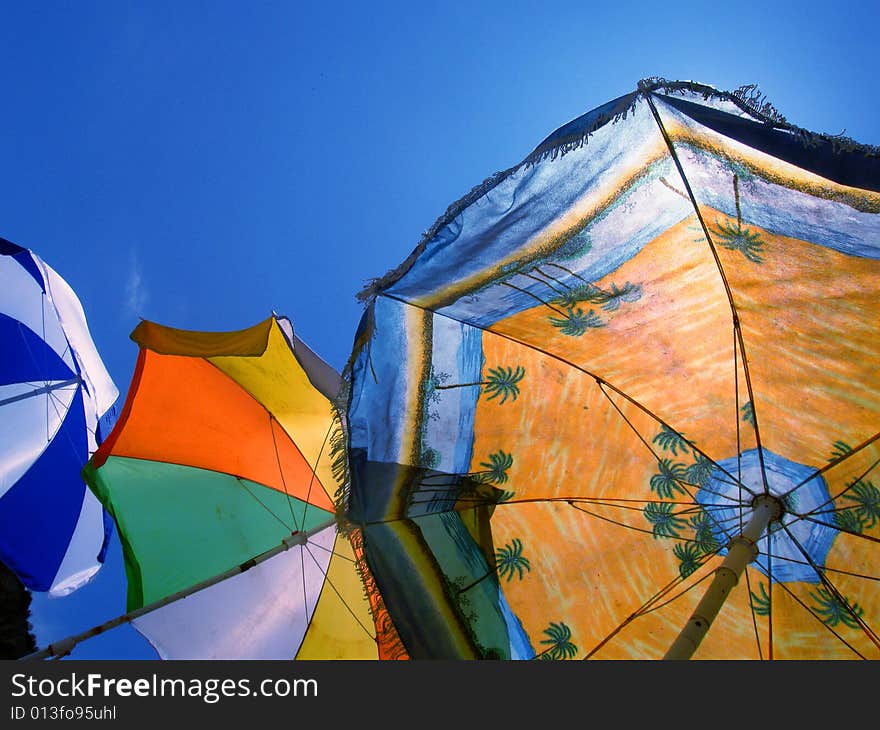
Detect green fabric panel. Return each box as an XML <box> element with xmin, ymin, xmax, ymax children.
<box><xmin>85</xmin><ymin>455</ymin><xmax>333</xmax><ymax>610</ymax></box>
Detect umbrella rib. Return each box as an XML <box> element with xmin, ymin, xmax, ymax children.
<box><xmin>582</xmin><ymin>553</ymin><xmax>718</xmax><ymax>659</ymax></box>
<box><xmin>643</xmin><ymin>91</ymin><xmax>771</xmax><ymax>495</ymax></box>
<box><xmin>380</xmin><ymin>290</ymin><xmax>759</xmax><ymax>503</ymax></box>
<box><xmin>778</xmin><ymin>432</ymin><xmax>880</xmax><ymax>502</ymax></box>
<box><xmin>302</xmin><ymin>543</ymin><xmax>377</xmax><ymax>641</ymax></box>
<box><xmin>234</xmin><ymin>476</ymin><xmax>295</xmax><ymax>533</ymax></box>
<box><xmin>598</xmin><ymin>381</ymin><xmax>746</xmax><ymax>543</ymax></box>
<box><xmin>267</xmin><ymin>413</ymin><xmax>303</xmax><ymax>532</ymax></box>
<box><xmin>769</xmin><ymin>574</ymin><xmax>867</xmax><ymax>659</ymax></box>
<box><xmin>567</xmin><ymin>501</ymin><xmax>732</xmax><ymax>549</ymax></box>
<box><xmin>743</xmin><ymin>566</ymin><xmax>766</xmax><ymax>660</ymax></box>
<box><xmin>778</xmin><ymin>520</ymin><xmax>880</xmax><ymax>652</ymax></box>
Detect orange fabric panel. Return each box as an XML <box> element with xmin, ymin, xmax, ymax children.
<box><xmin>101</xmin><ymin>349</ymin><xmax>333</xmax><ymax>511</ymax></box>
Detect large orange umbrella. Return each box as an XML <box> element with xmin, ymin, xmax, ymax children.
<box><xmin>343</xmin><ymin>78</ymin><xmax>880</xmax><ymax>659</ymax></box>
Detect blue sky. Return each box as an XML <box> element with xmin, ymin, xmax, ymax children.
<box><xmin>3</xmin><ymin>1</ymin><xmax>879</xmax><ymax>659</ymax></box>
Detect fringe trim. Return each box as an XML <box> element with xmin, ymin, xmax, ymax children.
<box><xmin>329</xmin><ymin>379</ymin><xmax>352</xmax><ymax>534</ymax></box>
<box><xmin>358</xmin><ymin>77</ymin><xmax>880</xmax><ymax>307</ymax></box>
<box><xmin>639</xmin><ymin>76</ymin><xmax>880</xmax><ymax>157</ymax></box>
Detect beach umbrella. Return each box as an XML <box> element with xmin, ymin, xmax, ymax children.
<box><xmin>343</xmin><ymin>78</ymin><xmax>880</xmax><ymax>659</ymax></box>
<box><xmin>0</xmin><ymin>236</ymin><xmax>118</xmax><ymax>596</ymax></box>
<box><xmin>32</xmin><ymin>314</ymin><xmax>407</xmax><ymax>659</ymax></box>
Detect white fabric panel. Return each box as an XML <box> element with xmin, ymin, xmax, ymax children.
<box><xmin>132</xmin><ymin>525</ymin><xmax>337</xmax><ymax>659</ymax></box>
<box><xmin>0</xmin><ymin>382</ymin><xmax>76</xmax><ymax>499</ymax></box>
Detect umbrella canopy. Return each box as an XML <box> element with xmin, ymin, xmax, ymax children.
<box><xmin>82</xmin><ymin>314</ymin><xmax>407</xmax><ymax>659</ymax></box>
<box><xmin>0</xmin><ymin>236</ymin><xmax>118</xmax><ymax>596</ymax></box>
<box><xmin>344</xmin><ymin>78</ymin><xmax>880</xmax><ymax>659</ymax></box>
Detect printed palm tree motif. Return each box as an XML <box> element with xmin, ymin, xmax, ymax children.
<box><xmin>712</xmin><ymin>219</ymin><xmax>764</xmax><ymax>263</ymax></box>
<box><xmin>497</xmin><ymin>489</ymin><xmax>516</xmax><ymax>502</ymax></box>
<box><xmin>650</xmin><ymin>459</ymin><xmax>689</xmax><ymax>498</ymax></box>
<box><xmin>830</xmin><ymin>440</ymin><xmax>853</xmax><ymax>461</ymax></box>
<box><xmin>652</xmin><ymin>425</ymin><xmax>692</xmax><ymax>456</ymax></box>
<box><xmin>673</xmin><ymin>542</ymin><xmax>702</xmax><ymax>578</ymax></box>
<box><xmin>594</xmin><ymin>281</ymin><xmax>643</xmax><ymax>311</ymax></box>
<box><xmin>550</xmin><ymin>282</ymin><xmax>604</xmax><ymax>309</ymax></box>
<box><xmin>433</xmin><ymin>365</ymin><xmax>525</xmax><ymax>405</ymax></box>
<box><xmin>538</xmin><ymin>621</ymin><xmax>578</xmax><ymax>660</ymax></box>
<box><xmin>476</xmin><ymin>450</ymin><xmax>513</xmax><ymax>484</ymax></box>
<box><xmin>749</xmin><ymin>582</ymin><xmax>771</xmax><ymax>616</ymax></box>
<box><xmin>741</xmin><ymin>401</ymin><xmax>755</xmax><ymax>426</ymax></box>
<box><xmin>844</xmin><ymin>479</ymin><xmax>880</xmax><ymax>530</ymax></box>
<box><xmin>549</xmin><ymin>281</ymin><xmax>642</xmax><ymax>312</ymax></box>
<box><xmin>644</xmin><ymin>502</ymin><xmax>687</xmax><ymax>539</ymax></box>
<box><xmin>834</xmin><ymin>506</ymin><xmax>864</xmax><ymax>534</ymax></box>
<box><xmin>688</xmin><ymin>512</ymin><xmax>719</xmax><ymax>555</ymax></box>
<box><xmin>495</xmin><ymin>539</ymin><xmax>531</xmax><ymax>581</ymax></box>
<box><xmin>809</xmin><ymin>587</ymin><xmax>864</xmax><ymax>629</ymax></box>
<box><xmin>685</xmin><ymin>453</ymin><xmax>714</xmax><ymax>488</ymax></box>
<box><xmin>549</xmin><ymin>306</ymin><xmax>604</xmax><ymax>336</ymax></box>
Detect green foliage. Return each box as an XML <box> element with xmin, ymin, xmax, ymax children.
<box><xmin>741</xmin><ymin>401</ymin><xmax>755</xmax><ymax>426</ymax></box>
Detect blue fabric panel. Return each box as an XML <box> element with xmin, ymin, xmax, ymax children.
<box><xmin>0</xmin><ymin>312</ymin><xmax>75</xmax><ymax>385</ymax></box>
<box><xmin>0</xmin><ymin>240</ymin><xmax>44</xmax><ymax>290</ymax></box>
<box><xmin>0</xmin><ymin>387</ymin><xmax>87</xmax><ymax>590</ymax></box>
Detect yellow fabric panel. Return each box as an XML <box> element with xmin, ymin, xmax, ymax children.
<box><xmin>209</xmin><ymin>320</ymin><xmax>338</xmax><ymax>504</ymax></box>
<box><xmin>295</xmin><ymin>533</ymin><xmax>378</xmax><ymax>659</ymax></box>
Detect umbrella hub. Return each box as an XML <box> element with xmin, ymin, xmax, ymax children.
<box><xmin>695</xmin><ymin>448</ymin><xmax>837</xmax><ymax>584</ymax></box>
<box><xmin>750</xmin><ymin>493</ymin><xmax>785</xmax><ymax>521</ymax></box>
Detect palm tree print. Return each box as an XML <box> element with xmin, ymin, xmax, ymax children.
<box><xmin>749</xmin><ymin>582</ymin><xmax>771</xmax><ymax>616</ymax></box>
<box><xmin>685</xmin><ymin>453</ymin><xmax>714</xmax><ymax>488</ymax></box>
<box><xmin>549</xmin><ymin>306</ymin><xmax>604</xmax><ymax>336</ymax></box>
<box><xmin>741</xmin><ymin>401</ymin><xmax>755</xmax><ymax>426</ymax></box>
<box><xmin>496</xmin><ymin>539</ymin><xmax>531</xmax><ymax>581</ymax></box>
<box><xmin>538</xmin><ymin>621</ymin><xmax>578</xmax><ymax>660</ymax></box>
<box><xmin>652</xmin><ymin>425</ymin><xmax>692</xmax><ymax>456</ymax></box>
<box><xmin>689</xmin><ymin>512</ymin><xmax>719</xmax><ymax>555</ymax></box>
<box><xmin>830</xmin><ymin>440</ymin><xmax>853</xmax><ymax>461</ymax></box>
<box><xmin>673</xmin><ymin>542</ymin><xmax>703</xmax><ymax>578</ymax></box>
<box><xmin>809</xmin><ymin>587</ymin><xmax>864</xmax><ymax>629</ymax></box>
<box><xmin>594</xmin><ymin>281</ymin><xmax>642</xmax><ymax>311</ymax></box>
<box><xmin>550</xmin><ymin>282</ymin><xmax>604</xmax><ymax>309</ymax></box>
<box><xmin>834</xmin><ymin>506</ymin><xmax>863</xmax><ymax>534</ymax></box>
<box><xmin>712</xmin><ymin>219</ymin><xmax>764</xmax><ymax>263</ymax></box>
<box><xmin>844</xmin><ymin>479</ymin><xmax>880</xmax><ymax>530</ymax></box>
<box><xmin>434</xmin><ymin>365</ymin><xmax>525</xmax><ymax>405</ymax></box>
<box><xmin>650</xmin><ymin>459</ymin><xmax>689</xmax><ymax>498</ymax></box>
<box><xmin>476</xmin><ymin>450</ymin><xmax>513</xmax><ymax>484</ymax></box>
<box><xmin>644</xmin><ymin>502</ymin><xmax>688</xmax><ymax>539</ymax></box>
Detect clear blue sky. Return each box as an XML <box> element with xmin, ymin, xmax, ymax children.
<box><xmin>3</xmin><ymin>1</ymin><xmax>878</xmax><ymax>659</ymax></box>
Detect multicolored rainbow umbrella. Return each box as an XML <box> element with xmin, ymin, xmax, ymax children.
<box><xmin>73</xmin><ymin>314</ymin><xmax>407</xmax><ymax>659</ymax></box>
<box><xmin>344</xmin><ymin>78</ymin><xmax>880</xmax><ymax>659</ymax></box>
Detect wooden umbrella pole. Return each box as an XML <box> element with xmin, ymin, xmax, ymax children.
<box><xmin>20</xmin><ymin>517</ymin><xmax>339</xmax><ymax>661</ymax></box>
<box><xmin>663</xmin><ymin>494</ymin><xmax>782</xmax><ymax>660</ymax></box>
